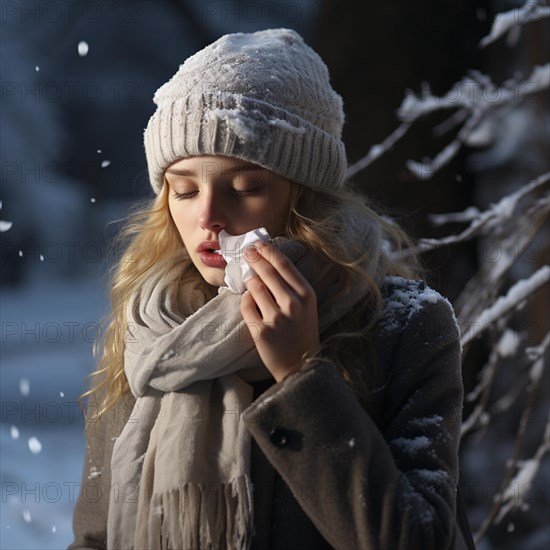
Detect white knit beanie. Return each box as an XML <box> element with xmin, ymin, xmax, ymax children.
<box><xmin>143</xmin><ymin>28</ymin><xmax>347</xmax><ymax>195</ymax></box>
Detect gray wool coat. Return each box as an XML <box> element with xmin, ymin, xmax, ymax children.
<box><xmin>68</xmin><ymin>276</ymin><xmax>475</xmax><ymax>550</ymax></box>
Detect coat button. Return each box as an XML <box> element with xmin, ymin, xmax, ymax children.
<box><xmin>269</xmin><ymin>427</ymin><xmax>290</xmax><ymax>448</ymax></box>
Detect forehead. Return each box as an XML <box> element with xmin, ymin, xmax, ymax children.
<box><xmin>165</xmin><ymin>156</ymin><xmax>288</xmax><ymax>188</ymax></box>
<box><xmin>167</xmin><ymin>155</ymin><xmax>262</xmax><ymax>175</ymax></box>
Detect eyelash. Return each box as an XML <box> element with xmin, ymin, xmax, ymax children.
<box><xmin>172</xmin><ymin>191</ymin><xmax>196</xmax><ymax>201</ymax></box>
<box><xmin>172</xmin><ymin>188</ymin><xmax>261</xmax><ymax>201</ymax></box>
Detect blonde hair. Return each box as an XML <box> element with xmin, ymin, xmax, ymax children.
<box><xmin>81</xmin><ymin>177</ymin><xmax>422</xmax><ymax>419</ymax></box>
<box><xmin>283</xmin><ymin>183</ymin><xmax>422</xmax><ymax>412</ymax></box>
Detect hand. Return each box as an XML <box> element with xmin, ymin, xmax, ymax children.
<box><xmin>240</xmin><ymin>240</ymin><xmax>319</xmax><ymax>383</ymax></box>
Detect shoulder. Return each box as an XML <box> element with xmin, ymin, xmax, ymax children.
<box><xmin>371</xmin><ymin>277</ymin><xmax>463</xmax><ymax>426</ymax></box>
<box><xmin>377</xmin><ymin>275</ymin><xmax>460</xmax><ymax>341</ymax></box>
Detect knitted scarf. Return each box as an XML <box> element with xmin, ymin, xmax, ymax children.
<box><xmin>106</xmin><ymin>208</ymin><xmax>386</xmax><ymax>550</ymax></box>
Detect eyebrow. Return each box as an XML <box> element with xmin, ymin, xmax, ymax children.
<box><xmin>165</xmin><ymin>165</ymin><xmax>265</xmax><ymax>177</ymax></box>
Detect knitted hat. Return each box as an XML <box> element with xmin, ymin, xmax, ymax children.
<box><xmin>144</xmin><ymin>28</ymin><xmax>347</xmax><ymax>195</ymax></box>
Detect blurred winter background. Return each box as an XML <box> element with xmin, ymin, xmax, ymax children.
<box><xmin>1</xmin><ymin>1</ymin><xmax>548</xmax><ymax>548</ymax></box>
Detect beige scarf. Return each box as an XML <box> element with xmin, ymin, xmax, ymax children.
<box><xmin>107</xmin><ymin>208</ymin><xmax>386</xmax><ymax>550</ymax></box>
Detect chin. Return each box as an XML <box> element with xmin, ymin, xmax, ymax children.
<box><xmin>198</xmin><ymin>268</ymin><xmax>226</xmax><ymax>287</ymax></box>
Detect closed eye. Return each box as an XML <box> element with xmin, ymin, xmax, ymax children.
<box><xmin>171</xmin><ymin>187</ymin><xmax>263</xmax><ymax>201</ymax></box>
<box><xmin>233</xmin><ymin>187</ymin><xmax>262</xmax><ymax>197</ymax></box>
<box><xmin>172</xmin><ymin>190</ymin><xmax>197</xmax><ymax>200</ymax></box>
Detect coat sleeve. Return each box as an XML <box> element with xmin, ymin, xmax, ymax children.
<box><xmin>67</xmin><ymin>392</ymin><xmax>135</xmax><ymax>550</ymax></box>
<box><xmin>242</xmin><ymin>296</ymin><xmax>464</xmax><ymax>550</ymax></box>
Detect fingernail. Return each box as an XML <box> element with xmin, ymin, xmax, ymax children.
<box><xmin>243</xmin><ymin>245</ymin><xmax>257</xmax><ymax>262</ymax></box>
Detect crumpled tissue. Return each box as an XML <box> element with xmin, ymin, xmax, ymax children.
<box><xmin>219</xmin><ymin>227</ymin><xmax>271</xmax><ymax>293</ymax></box>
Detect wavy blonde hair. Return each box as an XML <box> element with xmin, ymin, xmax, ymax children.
<box><xmin>81</xmin><ymin>176</ymin><xmax>422</xmax><ymax>419</ymax></box>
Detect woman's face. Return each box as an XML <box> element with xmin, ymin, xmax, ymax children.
<box><xmin>165</xmin><ymin>155</ymin><xmax>293</xmax><ymax>286</ymax></box>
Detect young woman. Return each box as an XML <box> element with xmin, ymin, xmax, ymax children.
<box><xmin>69</xmin><ymin>28</ymin><xmax>474</xmax><ymax>550</ymax></box>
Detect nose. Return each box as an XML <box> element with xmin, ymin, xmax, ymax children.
<box><xmin>198</xmin><ymin>191</ymin><xmax>226</xmax><ymax>231</ymax></box>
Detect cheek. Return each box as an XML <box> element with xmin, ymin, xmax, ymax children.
<box><xmin>267</xmin><ymin>189</ymin><xmax>291</xmax><ymax>231</ymax></box>
<box><xmin>168</xmin><ymin>200</ymin><xmax>180</xmax><ymax>231</ymax></box>
<box><xmin>168</xmin><ymin>201</ymin><xmax>191</xmax><ymax>241</ymax></box>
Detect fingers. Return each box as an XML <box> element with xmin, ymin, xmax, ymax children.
<box><xmin>239</xmin><ymin>240</ymin><xmax>320</xmax><ymax>381</ymax></box>
<box><xmin>245</xmin><ymin>240</ymin><xmax>313</xmax><ymax>301</ymax></box>
<box><xmin>243</xmin><ymin>275</ymin><xmax>280</xmax><ymax>320</ymax></box>
<box><xmin>240</xmin><ymin>289</ymin><xmax>263</xmax><ymax>324</ymax></box>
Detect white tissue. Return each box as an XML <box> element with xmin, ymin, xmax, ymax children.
<box><xmin>219</xmin><ymin>227</ymin><xmax>271</xmax><ymax>293</ymax></box>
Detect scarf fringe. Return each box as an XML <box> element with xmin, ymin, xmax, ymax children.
<box><xmin>148</xmin><ymin>475</ymin><xmax>255</xmax><ymax>550</ymax></box>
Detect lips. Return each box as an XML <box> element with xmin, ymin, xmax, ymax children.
<box><xmin>197</xmin><ymin>240</ymin><xmax>226</xmax><ymax>268</ymax></box>
<box><xmin>197</xmin><ymin>241</ymin><xmax>221</xmax><ymax>254</ymax></box>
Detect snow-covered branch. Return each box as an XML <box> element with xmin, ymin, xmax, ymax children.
<box><xmin>428</xmin><ymin>206</ymin><xmax>481</xmax><ymax>226</ymax></box>
<box><xmin>526</xmin><ymin>331</ymin><xmax>550</xmax><ymax>386</ymax></box>
<box><xmin>461</xmin><ymin>329</ymin><xmax>547</xmax><ymax>439</ymax></box>
<box><xmin>461</xmin><ymin>265</ymin><xmax>550</xmax><ymax>347</ymax></box>
<box><xmin>465</xmin><ymin>329</ymin><xmax>519</xmax><ymax>403</ymax></box>
<box><xmin>454</xmin><ymin>196</ymin><xmax>548</xmax><ymax>329</ymax></box>
<box><xmin>525</xmin><ymin>331</ymin><xmax>550</xmax><ymax>363</ymax></box>
<box><xmin>397</xmin><ymin>64</ymin><xmax>549</xmax><ymax>123</ymax></box>
<box><xmin>403</xmin><ymin>64</ymin><xmax>549</xmax><ymax>179</ymax></box>
<box><xmin>473</xmin><ymin>326</ymin><xmax>549</xmax><ymax>543</ymax></box>
<box><xmin>346</xmin><ymin>1</ymin><xmax>549</xmax><ymax>182</ymax></box>
<box><xmin>346</xmin><ymin>121</ymin><xmax>412</xmax><ymax>179</ymax></box>
<box><xmin>494</xmin><ymin>417</ymin><xmax>550</xmax><ymax>524</ymax></box>
<box><xmin>479</xmin><ymin>0</ymin><xmax>550</xmax><ymax>49</ymax></box>
<box><xmin>461</xmin><ymin>329</ymin><xmax>508</xmax><ymax>438</ymax></box>
<box><xmin>400</xmin><ymin>172</ymin><xmax>549</xmax><ymax>256</ymax></box>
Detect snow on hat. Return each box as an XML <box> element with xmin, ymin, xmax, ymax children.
<box><xmin>143</xmin><ymin>28</ymin><xmax>347</xmax><ymax>194</ymax></box>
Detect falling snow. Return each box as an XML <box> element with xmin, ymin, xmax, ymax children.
<box><xmin>78</xmin><ymin>41</ymin><xmax>89</xmax><ymax>57</ymax></box>
<box><xmin>19</xmin><ymin>378</ymin><xmax>30</xmax><ymax>396</ymax></box>
<box><xmin>28</xmin><ymin>436</ymin><xmax>42</xmax><ymax>454</ymax></box>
